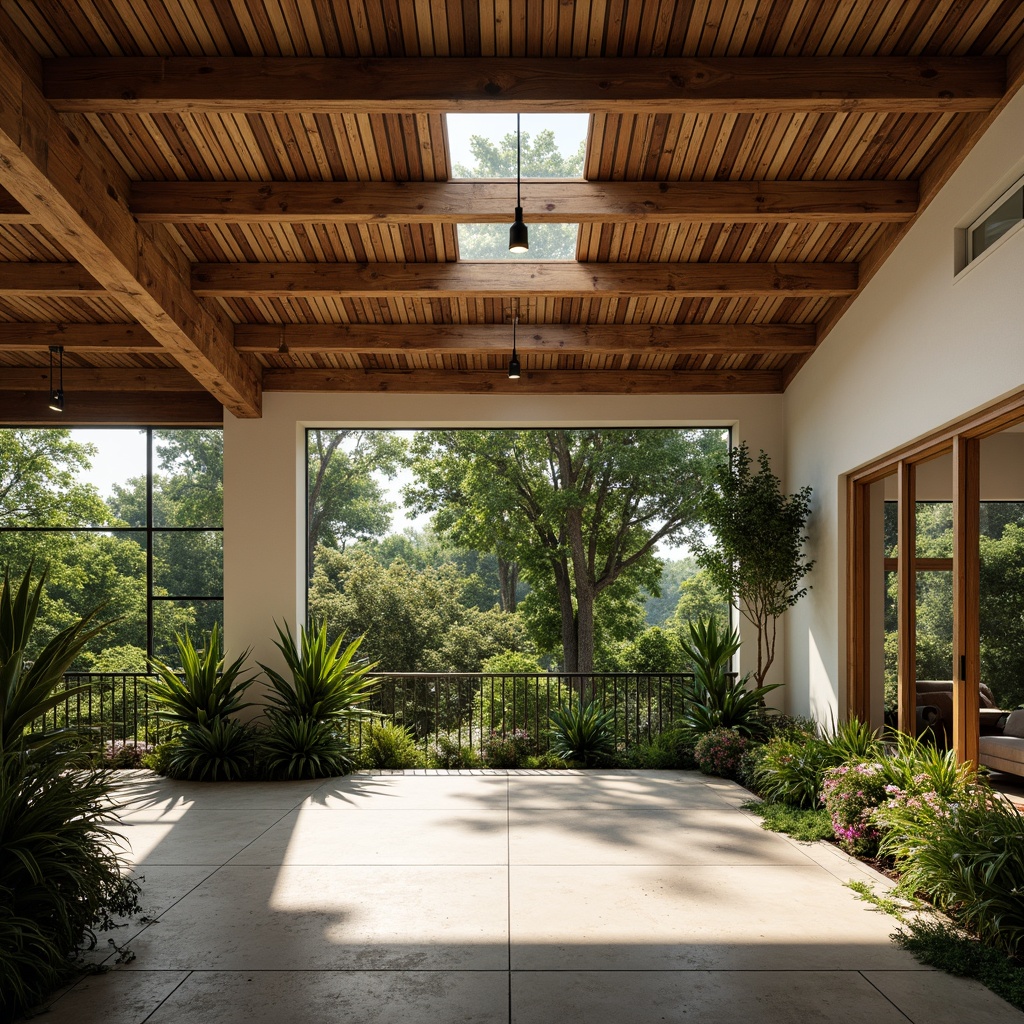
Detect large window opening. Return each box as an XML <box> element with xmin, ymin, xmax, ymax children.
<box><xmin>0</xmin><ymin>427</ymin><xmax>224</xmax><ymax>668</ymax></box>
<box><xmin>305</xmin><ymin>427</ymin><xmax>730</xmax><ymax>677</ymax></box>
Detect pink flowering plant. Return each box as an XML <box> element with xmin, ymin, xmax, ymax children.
<box><xmin>482</xmin><ymin>728</ymin><xmax>533</xmax><ymax>768</ymax></box>
<box><xmin>820</xmin><ymin>761</ymin><xmax>888</xmax><ymax>856</ymax></box>
<box><xmin>693</xmin><ymin>727</ymin><xmax>751</xmax><ymax>780</ymax></box>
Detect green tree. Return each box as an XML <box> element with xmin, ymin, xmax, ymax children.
<box><xmin>0</xmin><ymin>429</ymin><xmax>108</xmax><ymax>527</ymax></box>
<box><xmin>695</xmin><ymin>443</ymin><xmax>814</xmax><ymax>688</ymax></box>
<box><xmin>671</xmin><ymin>568</ymin><xmax>730</xmax><ymax>642</ymax></box>
<box><xmin>454</xmin><ymin>128</ymin><xmax>585</xmax><ymax>260</ymax></box>
<box><xmin>408</xmin><ymin>428</ymin><xmax>725</xmax><ymax>676</ymax></box>
<box><xmin>306</xmin><ymin>429</ymin><xmax>406</xmax><ymax>580</ymax></box>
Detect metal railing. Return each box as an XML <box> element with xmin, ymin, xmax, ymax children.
<box><xmin>39</xmin><ymin>670</ymin><xmax>696</xmax><ymax>757</ymax></box>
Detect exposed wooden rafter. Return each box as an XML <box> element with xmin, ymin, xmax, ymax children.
<box><xmin>123</xmin><ymin>179</ymin><xmax>917</xmax><ymax>225</ymax></box>
<box><xmin>192</xmin><ymin>261</ymin><xmax>857</xmax><ymax>299</ymax></box>
<box><xmin>1</xmin><ymin>367</ymin><xmax>219</xmax><ymax>391</ymax></box>
<box><xmin>0</xmin><ymin>21</ymin><xmax>261</xmax><ymax>418</ymax></box>
<box><xmin>262</xmin><ymin>368</ymin><xmax>784</xmax><ymax>394</ymax></box>
<box><xmin>0</xmin><ymin>390</ymin><xmax>223</xmax><ymax>425</ymax></box>
<box><xmin>0</xmin><ymin>323</ymin><xmax>160</xmax><ymax>351</ymax></box>
<box><xmin>42</xmin><ymin>56</ymin><xmax>1004</xmax><ymax>114</ymax></box>
<box><xmin>233</xmin><ymin>322</ymin><xmax>816</xmax><ymax>354</ymax></box>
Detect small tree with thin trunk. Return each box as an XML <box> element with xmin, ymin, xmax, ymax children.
<box><xmin>694</xmin><ymin>444</ymin><xmax>814</xmax><ymax>689</ymax></box>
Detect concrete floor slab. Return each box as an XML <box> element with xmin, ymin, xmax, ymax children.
<box><xmin>511</xmin><ymin>970</ymin><xmax>929</xmax><ymax>1024</ymax></box>
<box><xmin>509</xmin><ymin>863</ymin><xmax>929</xmax><ymax>971</ymax></box>
<box><xmin>122</xmin><ymin>864</ymin><xmax>509</xmax><ymax>971</ymax></box>
<box><xmin>37</xmin><ymin>771</ymin><xmax>1024</xmax><ymax>1024</ymax></box>
<box><xmin>230</xmin><ymin>807</ymin><xmax>510</xmax><ymax>865</ymax></box>
<box><xmin>509</xmin><ymin>807</ymin><xmax>812</xmax><ymax>865</ymax></box>
<box><xmin>146</xmin><ymin>970</ymin><xmax>509</xmax><ymax>1024</ymax></box>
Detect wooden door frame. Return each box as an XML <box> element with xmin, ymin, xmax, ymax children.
<box><xmin>845</xmin><ymin>389</ymin><xmax>1024</xmax><ymax>763</ymax></box>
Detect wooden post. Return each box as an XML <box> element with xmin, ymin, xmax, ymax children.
<box><xmin>897</xmin><ymin>461</ymin><xmax>917</xmax><ymax>736</ymax></box>
<box><xmin>846</xmin><ymin>477</ymin><xmax>871</xmax><ymax>722</ymax></box>
<box><xmin>952</xmin><ymin>436</ymin><xmax>980</xmax><ymax>766</ymax></box>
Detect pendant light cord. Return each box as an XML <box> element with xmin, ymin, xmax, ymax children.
<box><xmin>516</xmin><ymin>113</ymin><xmax>521</xmax><ymax>208</ymax></box>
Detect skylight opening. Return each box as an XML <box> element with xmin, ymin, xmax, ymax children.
<box><xmin>446</xmin><ymin>113</ymin><xmax>589</xmax><ymax>179</ymax></box>
<box><xmin>456</xmin><ymin>222</ymin><xmax>580</xmax><ymax>261</ymax></box>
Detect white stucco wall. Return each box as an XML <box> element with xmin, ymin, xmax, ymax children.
<box><xmin>784</xmin><ymin>88</ymin><xmax>1024</xmax><ymax>720</ymax></box>
<box><xmin>224</xmin><ymin>392</ymin><xmax>784</xmax><ymax>695</ymax></box>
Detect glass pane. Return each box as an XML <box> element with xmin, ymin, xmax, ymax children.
<box><xmin>915</xmin><ymin>570</ymin><xmax>953</xmax><ymax>679</ymax></box>
<box><xmin>447</xmin><ymin>113</ymin><xmax>588</xmax><ymax>179</ymax></box>
<box><xmin>152</xmin><ymin>599</ymin><xmax>223</xmax><ymax>663</ymax></box>
<box><xmin>971</xmin><ymin>187</ymin><xmax>1023</xmax><ymax>259</ymax></box>
<box><xmin>153</xmin><ymin>530</ymin><xmax>223</xmax><ymax>597</ymax></box>
<box><xmin>152</xmin><ymin>429</ymin><xmax>224</xmax><ymax>528</ymax></box>
<box><xmin>457</xmin><ymin>222</ymin><xmax>579</xmax><ymax>260</ymax></box>
<box><xmin>979</xmin><ymin>507</ymin><xmax>1024</xmax><ymax>709</ymax></box>
<box><xmin>915</xmin><ymin>502</ymin><xmax>953</xmax><ymax>558</ymax></box>
<box><xmin>883</xmin><ymin>500</ymin><xmax>897</xmax><ymax>557</ymax></box>
<box><xmin>0</xmin><ymin>529</ymin><xmax>148</xmax><ymax>670</ymax></box>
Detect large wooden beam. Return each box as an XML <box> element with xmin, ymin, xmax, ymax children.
<box><xmin>127</xmin><ymin>179</ymin><xmax>918</xmax><ymax>225</ymax></box>
<box><xmin>0</xmin><ymin>390</ymin><xmax>223</xmax><ymax>425</ymax></box>
<box><xmin>235</xmin><ymin>322</ymin><xmax>816</xmax><ymax>354</ymax></box>
<box><xmin>0</xmin><ymin>264</ymin><xmax>103</xmax><ymax>296</ymax></box>
<box><xmin>0</xmin><ymin>322</ymin><xmax>161</xmax><ymax>350</ymax></box>
<box><xmin>0</xmin><ymin>28</ymin><xmax>261</xmax><ymax>417</ymax></box>
<box><xmin>193</xmin><ymin>261</ymin><xmax>857</xmax><ymax>299</ymax></box>
<box><xmin>262</xmin><ymin>367</ymin><xmax>782</xmax><ymax>394</ymax></box>
<box><xmin>42</xmin><ymin>56</ymin><xmax>1004</xmax><ymax>114</ymax></box>
<box><xmin>1</xmin><ymin>367</ymin><xmax>212</xmax><ymax>391</ymax></box>
<box><xmin>952</xmin><ymin>435</ymin><xmax>981</xmax><ymax>768</ymax></box>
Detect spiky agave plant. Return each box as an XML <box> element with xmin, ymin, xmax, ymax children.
<box><xmin>261</xmin><ymin>716</ymin><xmax>354</xmax><ymax>780</ymax></box>
<box><xmin>146</xmin><ymin>622</ymin><xmax>255</xmax><ymax>729</ymax></box>
<box><xmin>548</xmin><ymin>699</ymin><xmax>617</xmax><ymax>766</ymax></box>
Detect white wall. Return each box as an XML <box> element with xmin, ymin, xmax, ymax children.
<box><xmin>224</xmin><ymin>392</ymin><xmax>784</xmax><ymax>696</ymax></box>
<box><xmin>785</xmin><ymin>87</ymin><xmax>1024</xmax><ymax>720</ymax></box>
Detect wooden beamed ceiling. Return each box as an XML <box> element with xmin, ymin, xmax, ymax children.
<box><xmin>0</xmin><ymin>1</ymin><xmax>1023</xmax><ymax>420</ymax></box>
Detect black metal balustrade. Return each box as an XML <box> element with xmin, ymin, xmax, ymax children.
<box><xmin>39</xmin><ymin>671</ymin><xmax>695</xmax><ymax>758</ymax></box>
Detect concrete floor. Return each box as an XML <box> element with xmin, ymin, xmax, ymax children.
<box><xmin>36</xmin><ymin>769</ymin><xmax>1024</xmax><ymax>1024</ymax></box>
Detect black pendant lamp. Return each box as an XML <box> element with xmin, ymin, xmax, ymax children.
<box><xmin>509</xmin><ymin>114</ymin><xmax>529</xmax><ymax>253</ymax></box>
<box><xmin>48</xmin><ymin>345</ymin><xmax>64</xmax><ymax>412</ymax></box>
<box><xmin>508</xmin><ymin>315</ymin><xmax>522</xmax><ymax>379</ymax></box>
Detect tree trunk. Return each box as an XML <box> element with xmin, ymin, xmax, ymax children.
<box><xmin>553</xmin><ymin>559</ymin><xmax>578</xmax><ymax>674</ymax></box>
<box><xmin>497</xmin><ymin>556</ymin><xmax>519</xmax><ymax>612</ymax></box>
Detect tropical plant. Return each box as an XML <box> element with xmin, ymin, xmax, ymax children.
<box><xmin>0</xmin><ymin>750</ymin><xmax>142</xmax><ymax>1020</ymax></box>
<box><xmin>548</xmin><ymin>700</ymin><xmax>616</xmax><ymax>767</ymax></box>
<box><xmin>0</xmin><ymin>564</ymin><xmax>111</xmax><ymax>755</ymax></box>
<box><xmin>261</xmin><ymin>620</ymin><xmax>378</xmax><ymax>724</ymax></box>
<box><xmin>164</xmin><ymin>718</ymin><xmax>256</xmax><ymax>782</ymax></box>
<box><xmin>261</xmin><ymin>717</ymin><xmax>354</xmax><ymax>780</ymax></box>
<box><xmin>146</xmin><ymin>623</ymin><xmax>255</xmax><ymax>729</ymax></box>
<box><xmin>678</xmin><ymin>617</ymin><xmax>782</xmax><ymax>739</ymax></box>
<box><xmin>876</xmin><ymin>780</ymin><xmax>1024</xmax><ymax>957</ymax></box>
<box><xmin>360</xmin><ymin>721</ymin><xmax>424</xmax><ymax>769</ymax></box>
<box><xmin>751</xmin><ymin>734</ymin><xmax>830</xmax><ymax>808</ymax></box>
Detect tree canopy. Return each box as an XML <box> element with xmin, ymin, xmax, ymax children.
<box><xmin>407</xmin><ymin>428</ymin><xmax>725</xmax><ymax>674</ymax></box>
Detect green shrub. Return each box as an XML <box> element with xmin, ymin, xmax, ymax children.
<box><xmin>481</xmin><ymin>728</ymin><xmax>533</xmax><ymax>768</ymax></box>
<box><xmin>876</xmin><ymin>776</ymin><xmax>1024</xmax><ymax>957</ymax></box>
<box><xmin>693</xmin><ymin>727</ymin><xmax>751</xmax><ymax>779</ymax></box>
<box><xmin>360</xmin><ymin>722</ymin><xmax>425</xmax><ymax>769</ymax></box>
<box><xmin>751</xmin><ymin>734</ymin><xmax>830</xmax><ymax>808</ymax></box>
<box><xmin>430</xmin><ymin>734</ymin><xmax>480</xmax><ymax>769</ymax></box>
<box><xmin>261</xmin><ymin>717</ymin><xmax>353</xmax><ymax>780</ymax></box>
<box><xmin>102</xmin><ymin>739</ymin><xmax>153</xmax><ymax>769</ymax></box>
<box><xmin>475</xmin><ymin>652</ymin><xmax>554</xmax><ymax>736</ymax></box>
<box><xmin>548</xmin><ymin>700</ymin><xmax>617</xmax><ymax>767</ymax></box>
<box><xmin>821</xmin><ymin>761</ymin><xmax>888</xmax><ymax>856</ymax></box>
<box><xmin>0</xmin><ymin>752</ymin><xmax>142</xmax><ymax>1020</ymax></box>
<box><xmin>164</xmin><ymin>719</ymin><xmax>256</xmax><ymax>781</ymax></box>
<box><xmin>524</xmin><ymin>752</ymin><xmax>571</xmax><ymax>769</ymax></box>
<box><xmin>147</xmin><ymin>623</ymin><xmax>255</xmax><ymax>729</ymax></box>
<box><xmin>142</xmin><ymin>738</ymin><xmax>181</xmax><ymax>775</ymax></box>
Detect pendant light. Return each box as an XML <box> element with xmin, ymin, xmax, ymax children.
<box><xmin>508</xmin><ymin>315</ymin><xmax>522</xmax><ymax>379</ymax></box>
<box><xmin>48</xmin><ymin>345</ymin><xmax>64</xmax><ymax>412</ymax></box>
<box><xmin>509</xmin><ymin>113</ymin><xmax>529</xmax><ymax>253</ymax></box>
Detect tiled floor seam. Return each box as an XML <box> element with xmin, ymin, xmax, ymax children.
<box><xmin>507</xmin><ymin>775</ymin><xmax>513</xmax><ymax>1024</ymax></box>
<box><xmin>138</xmin><ymin>969</ymin><xmax>193</xmax><ymax>1024</ymax></box>
<box><xmin>858</xmin><ymin>970</ymin><xmax>918</xmax><ymax>1023</ymax></box>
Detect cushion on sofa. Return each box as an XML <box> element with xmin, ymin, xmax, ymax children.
<box><xmin>1002</xmin><ymin>709</ymin><xmax>1024</xmax><ymax>739</ymax></box>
